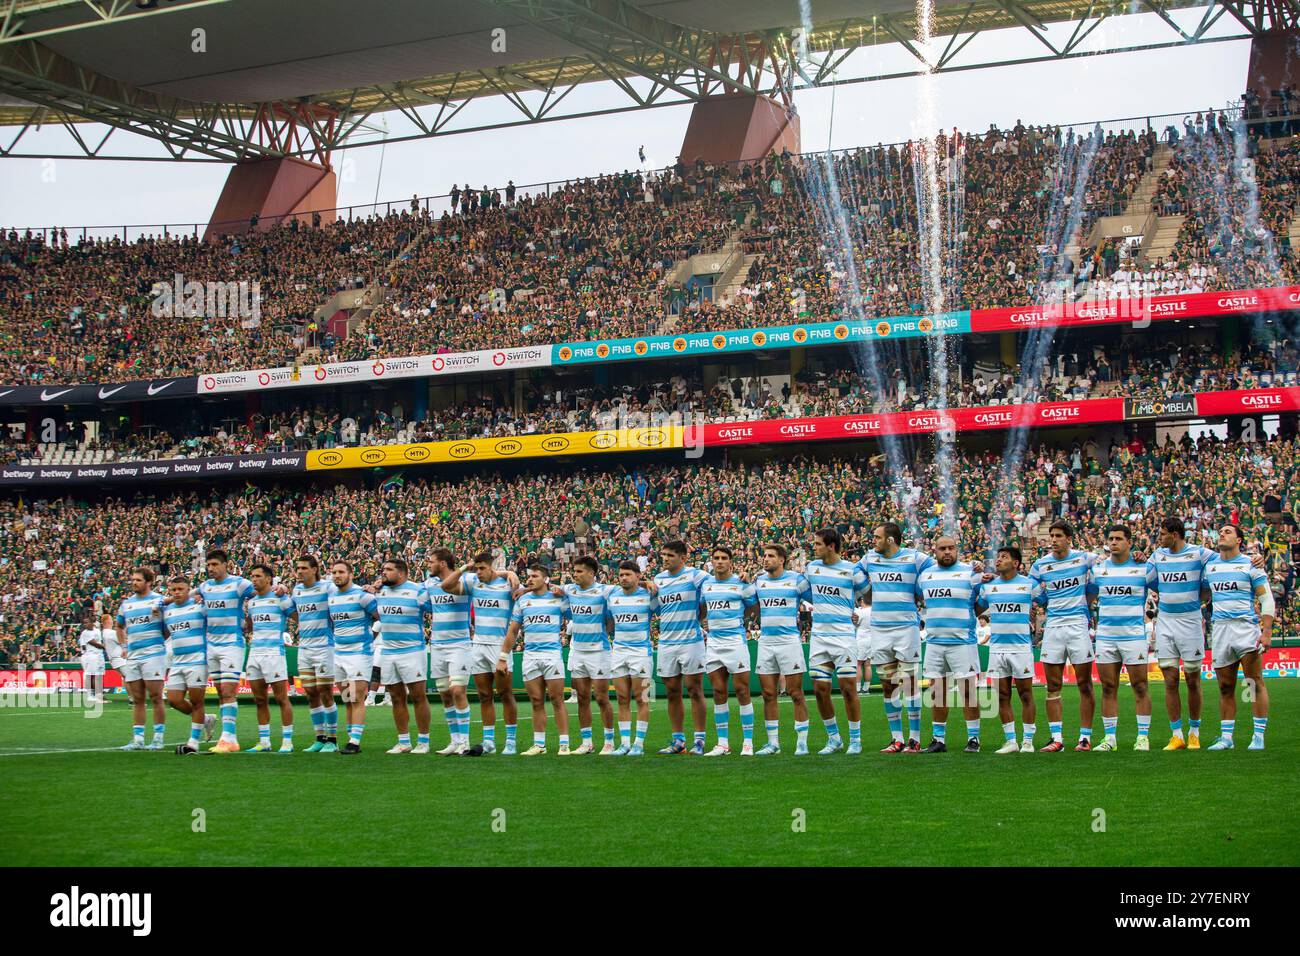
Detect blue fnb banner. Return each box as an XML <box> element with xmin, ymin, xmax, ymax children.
<box><xmin>551</xmin><ymin>311</ymin><xmax>972</xmax><ymax>365</ymax></box>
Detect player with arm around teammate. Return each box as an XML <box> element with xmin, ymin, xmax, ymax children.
<box><xmin>1089</xmin><ymin>525</ymin><xmax>1157</xmax><ymax>752</ymax></box>
<box><xmin>699</xmin><ymin>546</ymin><xmax>757</xmax><ymax>756</ymax></box>
<box><xmin>374</xmin><ymin>559</ymin><xmax>434</xmax><ymax>754</ymax></box>
<box><xmin>606</xmin><ymin>560</ymin><xmax>657</xmax><ymax>755</ymax></box>
<box><xmin>290</xmin><ymin>555</ymin><xmax>339</xmax><ymax>753</ymax></box>
<box><xmin>243</xmin><ymin>563</ymin><xmax>297</xmax><ymax>753</ymax></box>
<box><xmin>160</xmin><ymin>576</ymin><xmax>215</xmax><ymax>753</ymax></box>
<box><xmin>423</xmin><ymin>549</ymin><xmax>475</xmax><ymax>755</ymax></box>
<box><xmin>563</xmin><ymin>555</ymin><xmax>618</xmax><ymax>754</ymax></box>
<box><xmin>115</xmin><ymin>568</ymin><xmax>168</xmax><ymax>751</ymax></box>
<box><xmin>653</xmin><ymin>540</ymin><xmax>710</xmax><ymax>755</ymax></box>
<box><xmin>752</xmin><ymin>543</ymin><xmax>812</xmax><ymax>756</ymax></box>
<box><xmin>328</xmin><ymin>561</ymin><xmax>380</xmax><ymax>754</ymax></box>
<box><xmin>806</xmin><ymin>528</ymin><xmax>871</xmax><ymax>755</ymax></box>
<box><xmin>199</xmin><ymin>550</ymin><xmax>255</xmax><ymax>753</ymax></box>
<box><xmin>440</xmin><ymin>553</ymin><xmax>521</xmax><ymax>755</ymax></box>
<box><xmin>1203</xmin><ymin>526</ymin><xmax>1274</xmax><ymax>751</ymax></box>
<box><xmin>976</xmin><ymin>546</ymin><xmax>1038</xmax><ymax>753</ymax></box>
<box><xmin>499</xmin><ymin>564</ymin><xmax>571</xmax><ymax>755</ymax></box>
<box><xmin>1029</xmin><ymin>521</ymin><xmax>1098</xmax><ymax>752</ymax></box>
<box><xmin>915</xmin><ymin>535</ymin><xmax>985</xmax><ymax>754</ymax></box>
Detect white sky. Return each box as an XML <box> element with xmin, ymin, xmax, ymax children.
<box><xmin>0</xmin><ymin>9</ymin><xmax>1253</xmax><ymax>234</ymax></box>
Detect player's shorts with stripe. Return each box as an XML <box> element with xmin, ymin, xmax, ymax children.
<box><xmin>568</xmin><ymin>648</ymin><xmax>612</xmax><ymax>680</ymax></box>
<box><xmin>704</xmin><ymin>642</ymin><xmax>751</xmax><ymax>675</ymax></box>
<box><xmin>1039</xmin><ymin>620</ymin><xmax>1094</xmax><ymax>666</ymax></box>
<box><xmin>1155</xmin><ymin>615</ymin><xmax>1205</xmax><ymax>668</ymax></box>
<box><xmin>334</xmin><ymin>653</ymin><xmax>372</xmax><ymax>684</ymax></box>
<box><xmin>868</xmin><ymin>625</ymin><xmax>921</xmax><ymax>665</ymax></box>
<box><xmin>656</xmin><ymin>641</ymin><xmax>706</xmax><ymax>678</ymax></box>
<box><xmin>611</xmin><ymin>648</ymin><xmax>652</xmax><ymax>679</ymax></box>
<box><xmin>988</xmin><ymin>648</ymin><xmax>1034</xmax><ymax>680</ymax></box>
<box><xmin>428</xmin><ymin>644</ymin><xmax>472</xmax><ymax>682</ymax></box>
<box><xmin>809</xmin><ymin>640</ymin><xmax>857</xmax><ymax>679</ymax></box>
<box><xmin>469</xmin><ymin>644</ymin><xmax>512</xmax><ymax>675</ymax></box>
<box><xmin>246</xmin><ymin>652</ymin><xmax>288</xmax><ymax>683</ymax></box>
<box><xmin>923</xmin><ymin>643</ymin><xmax>982</xmax><ymax>679</ymax></box>
<box><xmin>521</xmin><ymin>653</ymin><xmax>565</xmax><ymax>682</ymax></box>
<box><xmin>297</xmin><ymin>645</ymin><xmax>335</xmax><ymax>681</ymax></box>
<box><xmin>1211</xmin><ymin>619</ymin><xmax>1261</xmax><ymax>670</ymax></box>
<box><xmin>81</xmin><ymin>657</ymin><xmax>105</xmax><ymax>677</ymax></box>
<box><xmin>755</xmin><ymin>641</ymin><xmax>805</xmax><ymax>676</ymax></box>
<box><xmin>381</xmin><ymin>652</ymin><xmax>427</xmax><ymax>687</ymax></box>
<box><xmin>165</xmin><ymin>663</ymin><xmax>208</xmax><ymax>691</ymax></box>
<box><xmin>206</xmin><ymin>645</ymin><xmax>245</xmax><ymax>683</ymax></box>
<box><xmin>1096</xmin><ymin>639</ymin><xmax>1148</xmax><ymax>666</ymax></box>
<box><xmin>119</xmin><ymin>658</ymin><xmax>165</xmax><ymax>683</ymax></box>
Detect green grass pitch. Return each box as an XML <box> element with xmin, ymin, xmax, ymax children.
<box><xmin>2</xmin><ymin>683</ymin><xmax>1296</xmax><ymax>867</ymax></box>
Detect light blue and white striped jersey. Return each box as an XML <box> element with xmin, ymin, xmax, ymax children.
<box><xmin>606</xmin><ymin>587</ymin><xmax>655</xmax><ymax>650</ymax></box>
<box><xmin>246</xmin><ymin>592</ymin><xmax>295</xmax><ymax>654</ymax></box>
<box><xmin>375</xmin><ymin>582</ymin><xmax>430</xmax><ymax>655</ymax></box>
<box><xmin>510</xmin><ymin>591</ymin><xmax>568</xmax><ymax>653</ymax></box>
<box><xmin>916</xmin><ymin>562</ymin><xmax>982</xmax><ymax>645</ymax></box>
<box><xmin>701</xmin><ymin>574</ymin><xmax>756</xmax><ymax>647</ymax></box>
<box><xmin>805</xmin><ymin>559</ymin><xmax>869</xmax><ymax>642</ymax></box>
<box><xmin>198</xmin><ymin>575</ymin><xmax>254</xmax><ymax>649</ymax></box>
<box><xmin>162</xmin><ymin>597</ymin><xmax>206</xmax><ymax>665</ymax></box>
<box><xmin>464</xmin><ymin>572</ymin><xmax>515</xmax><ymax>647</ymax></box>
<box><xmin>653</xmin><ymin>567</ymin><xmax>709</xmax><ymax>646</ymax></box>
<box><xmin>116</xmin><ymin>592</ymin><xmax>167</xmax><ymax>661</ymax></box>
<box><xmin>1091</xmin><ymin>558</ymin><xmax>1155</xmax><ymax>641</ymax></box>
<box><xmin>754</xmin><ymin>570</ymin><xmax>810</xmax><ymax>643</ymax></box>
<box><xmin>329</xmin><ymin>584</ymin><xmax>378</xmax><ymax>657</ymax></box>
<box><xmin>858</xmin><ymin>547</ymin><xmax>935</xmax><ymax>629</ymax></box>
<box><xmin>423</xmin><ymin>575</ymin><xmax>471</xmax><ymax>646</ymax></box>
<box><xmin>1204</xmin><ymin>554</ymin><xmax>1269</xmax><ymax>625</ymax></box>
<box><xmin>1029</xmin><ymin>549</ymin><xmax>1095</xmax><ymax>623</ymax></box>
<box><xmin>976</xmin><ymin>575</ymin><xmax>1035</xmax><ymax>647</ymax></box>
<box><xmin>563</xmin><ymin>582</ymin><xmax>614</xmax><ymax>651</ymax></box>
<box><xmin>1146</xmin><ymin>544</ymin><xmax>1216</xmax><ymax>619</ymax></box>
<box><xmin>291</xmin><ymin>580</ymin><xmax>333</xmax><ymax>648</ymax></box>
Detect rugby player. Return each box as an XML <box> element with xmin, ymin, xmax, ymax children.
<box><xmin>1203</xmin><ymin>526</ymin><xmax>1273</xmax><ymax>751</ymax></box>
<box><xmin>290</xmin><ymin>556</ymin><xmax>339</xmax><ymax>753</ymax></box>
<box><xmin>115</xmin><ymin>568</ymin><xmax>168</xmax><ymax>751</ymax></box>
<box><xmin>199</xmin><ymin>550</ymin><xmax>255</xmax><ymax>753</ymax></box>
<box><xmin>424</xmin><ymin>549</ymin><xmax>473</xmax><ymax>755</ymax></box>
<box><xmin>653</xmin><ymin>540</ymin><xmax>710</xmax><ymax>754</ymax></box>
<box><xmin>1029</xmin><ymin>521</ymin><xmax>1097</xmax><ymax>752</ymax></box>
<box><xmin>499</xmin><ymin>564</ymin><xmax>571</xmax><ymax>755</ymax></box>
<box><xmin>1089</xmin><ymin>525</ymin><xmax>1156</xmax><ymax>751</ymax></box>
<box><xmin>77</xmin><ymin>611</ymin><xmax>108</xmax><ymax>705</ymax></box>
<box><xmin>160</xmin><ymin>576</ymin><xmax>213</xmax><ymax>753</ymax></box>
<box><xmin>374</xmin><ymin>559</ymin><xmax>433</xmax><ymax>754</ymax></box>
<box><xmin>243</xmin><ymin>564</ymin><xmax>297</xmax><ymax>753</ymax></box>
<box><xmin>806</xmin><ymin>529</ymin><xmax>870</xmax><ymax>755</ymax></box>
<box><xmin>607</xmin><ymin>560</ymin><xmax>655</xmax><ymax>755</ymax></box>
<box><xmin>753</xmin><ymin>544</ymin><xmax>812</xmax><ymax>756</ymax></box>
<box><xmin>915</xmin><ymin>536</ymin><xmax>984</xmax><ymax>753</ymax></box>
<box><xmin>440</xmin><ymin>554</ymin><xmax>520</xmax><ymax>754</ymax></box>
<box><xmin>328</xmin><ymin>560</ymin><xmax>380</xmax><ymax>754</ymax></box>
<box><xmin>858</xmin><ymin>523</ymin><xmax>934</xmax><ymax>753</ymax></box>
<box><xmin>700</xmin><ymin>546</ymin><xmax>757</xmax><ymax>756</ymax></box>
<box><xmin>563</xmin><ymin>556</ymin><xmax>617</xmax><ymax>755</ymax></box>
<box><xmin>977</xmin><ymin>546</ymin><xmax>1037</xmax><ymax>753</ymax></box>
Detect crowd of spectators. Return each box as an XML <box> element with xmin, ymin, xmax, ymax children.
<box><xmin>2</xmin><ymin>431</ymin><xmax>1297</xmax><ymax>658</ymax></box>
<box><xmin>5</xmin><ymin>111</ymin><xmax>1299</xmax><ymax>388</ymax></box>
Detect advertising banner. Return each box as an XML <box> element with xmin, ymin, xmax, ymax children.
<box><xmin>0</xmin><ymin>451</ymin><xmax>306</xmax><ymax>486</ymax></box>
<box><xmin>306</xmin><ymin>425</ymin><xmax>683</xmax><ymax>471</ymax></box>
<box><xmin>0</xmin><ymin>376</ymin><xmax>197</xmax><ymax>408</ymax></box>
<box><xmin>551</xmin><ymin>312</ymin><xmax>971</xmax><ymax>366</ymax></box>
<box><xmin>1194</xmin><ymin>387</ymin><xmax>1300</xmax><ymax>417</ymax></box>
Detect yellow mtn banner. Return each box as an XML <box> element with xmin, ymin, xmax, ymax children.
<box><xmin>306</xmin><ymin>426</ymin><xmax>683</xmax><ymax>470</ymax></box>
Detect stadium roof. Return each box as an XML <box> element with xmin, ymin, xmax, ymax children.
<box><xmin>0</xmin><ymin>0</ymin><xmax>1279</xmax><ymax>162</ymax></box>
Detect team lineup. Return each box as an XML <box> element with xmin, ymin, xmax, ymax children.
<box><xmin>94</xmin><ymin>515</ymin><xmax>1276</xmax><ymax>759</ymax></box>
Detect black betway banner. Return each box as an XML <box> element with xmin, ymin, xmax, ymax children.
<box><xmin>0</xmin><ymin>452</ymin><xmax>305</xmax><ymax>486</ymax></box>
<box><xmin>1124</xmin><ymin>394</ymin><xmax>1197</xmax><ymax>420</ymax></box>
<box><xmin>0</xmin><ymin>376</ymin><xmax>198</xmax><ymax>408</ymax></box>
